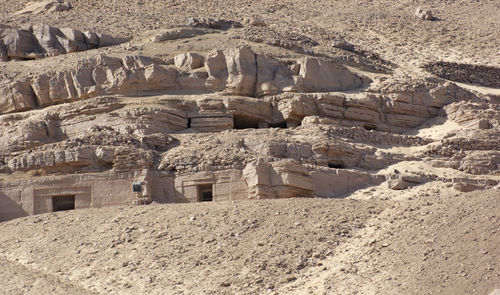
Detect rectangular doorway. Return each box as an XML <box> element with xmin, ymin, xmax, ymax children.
<box><xmin>52</xmin><ymin>195</ymin><xmax>75</xmax><ymax>212</ymax></box>
<box><xmin>198</xmin><ymin>185</ymin><xmax>213</xmax><ymax>202</ymax></box>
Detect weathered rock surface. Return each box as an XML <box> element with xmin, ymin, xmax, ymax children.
<box><xmin>14</xmin><ymin>0</ymin><xmax>72</xmax><ymax>15</ymax></box>
<box><xmin>296</xmin><ymin>57</ymin><xmax>366</xmax><ymax>92</ymax></box>
<box><xmin>0</xmin><ymin>36</ymin><xmax>498</xmax><ymax>225</ymax></box>
<box><xmin>174</xmin><ymin>52</ymin><xmax>204</xmax><ymax>70</ymax></box>
<box><xmin>0</xmin><ymin>24</ymin><xmax>125</xmax><ymax>61</ymax></box>
<box><xmin>1</xmin><ymin>47</ymin><xmax>372</xmax><ymax>115</ymax></box>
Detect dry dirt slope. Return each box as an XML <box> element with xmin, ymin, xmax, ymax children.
<box><xmin>0</xmin><ymin>189</ymin><xmax>498</xmax><ymax>295</ymax></box>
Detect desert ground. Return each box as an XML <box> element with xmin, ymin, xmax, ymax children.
<box><xmin>0</xmin><ymin>0</ymin><xmax>499</xmax><ymax>294</ymax></box>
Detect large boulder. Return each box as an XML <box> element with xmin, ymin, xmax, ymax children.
<box><xmin>59</xmin><ymin>28</ymin><xmax>88</xmax><ymax>52</ymax></box>
<box><xmin>255</xmin><ymin>54</ymin><xmax>295</xmax><ymax>97</ymax></box>
<box><xmin>0</xmin><ymin>25</ymin><xmax>42</xmax><ymax>59</ymax></box>
<box><xmin>415</xmin><ymin>7</ymin><xmax>434</xmax><ymax>20</ymax></box>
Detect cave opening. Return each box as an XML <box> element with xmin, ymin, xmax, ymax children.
<box><xmin>328</xmin><ymin>161</ymin><xmax>345</xmax><ymax>169</ymax></box>
<box><xmin>198</xmin><ymin>185</ymin><xmax>213</xmax><ymax>202</ymax></box>
<box><xmin>233</xmin><ymin>115</ymin><xmax>260</xmax><ymax>129</ymax></box>
<box><xmin>52</xmin><ymin>195</ymin><xmax>75</xmax><ymax>212</ymax></box>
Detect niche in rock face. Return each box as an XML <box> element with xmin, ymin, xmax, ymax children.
<box><xmin>233</xmin><ymin>114</ymin><xmax>260</xmax><ymax>129</ymax></box>
<box><xmin>328</xmin><ymin>161</ymin><xmax>345</xmax><ymax>169</ymax></box>
<box><xmin>363</xmin><ymin>124</ymin><xmax>377</xmax><ymax>131</ymax></box>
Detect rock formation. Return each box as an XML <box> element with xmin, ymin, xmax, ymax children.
<box><xmin>0</xmin><ymin>21</ymin><xmax>498</xmax><ymax>221</ymax></box>
<box><xmin>0</xmin><ymin>24</ymin><xmax>126</xmax><ymax>61</ymax></box>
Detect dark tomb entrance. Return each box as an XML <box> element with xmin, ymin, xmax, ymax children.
<box><xmin>52</xmin><ymin>195</ymin><xmax>75</xmax><ymax>212</ymax></box>
<box><xmin>198</xmin><ymin>185</ymin><xmax>213</xmax><ymax>202</ymax></box>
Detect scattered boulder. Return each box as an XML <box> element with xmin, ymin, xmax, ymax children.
<box><xmin>415</xmin><ymin>7</ymin><xmax>434</xmax><ymax>21</ymax></box>
<box><xmin>0</xmin><ymin>25</ymin><xmax>42</xmax><ymax>59</ymax></box>
<box><xmin>387</xmin><ymin>178</ymin><xmax>409</xmax><ymax>190</ymax></box>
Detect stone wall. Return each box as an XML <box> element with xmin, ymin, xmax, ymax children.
<box><xmin>424</xmin><ymin>61</ymin><xmax>500</xmax><ymax>88</ymax></box>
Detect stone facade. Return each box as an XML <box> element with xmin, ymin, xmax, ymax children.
<box><xmin>0</xmin><ymin>163</ymin><xmax>383</xmax><ymax>222</ymax></box>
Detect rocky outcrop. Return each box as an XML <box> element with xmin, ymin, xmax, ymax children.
<box><xmin>1</xmin><ymin>47</ymin><xmax>372</xmax><ymax>115</ymax></box>
<box><xmin>243</xmin><ymin>161</ymin><xmax>313</xmax><ymax>199</ymax></box>
<box><xmin>0</xmin><ymin>24</ymin><xmax>125</xmax><ymax>61</ymax></box>
<box><xmin>0</xmin><ymin>43</ymin><xmax>496</xmax><ymax>205</ymax></box>
<box><xmin>0</xmin><ymin>55</ymin><xmax>177</xmax><ymax>114</ymax></box>
<box><xmin>5</xmin><ymin>127</ymin><xmax>173</xmax><ymax>173</ymax></box>
<box><xmin>271</xmin><ymin>81</ymin><xmax>474</xmax><ymax>132</ymax></box>
<box><xmin>205</xmin><ymin>47</ymin><xmax>368</xmax><ymax>97</ymax></box>
<box><xmin>14</xmin><ymin>0</ymin><xmax>72</xmax><ymax>15</ymax></box>
<box><xmin>295</xmin><ymin>57</ymin><xmax>366</xmax><ymax>92</ymax></box>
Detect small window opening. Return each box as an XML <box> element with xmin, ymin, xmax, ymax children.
<box><xmin>187</xmin><ymin>118</ymin><xmax>191</xmax><ymax>129</ymax></box>
<box><xmin>198</xmin><ymin>185</ymin><xmax>213</xmax><ymax>202</ymax></box>
<box><xmin>132</xmin><ymin>182</ymin><xmax>142</xmax><ymax>192</ymax></box>
<box><xmin>233</xmin><ymin>115</ymin><xmax>259</xmax><ymax>129</ymax></box>
<box><xmin>328</xmin><ymin>161</ymin><xmax>345</xmax><ymax>169</ymax></box>
<box><xmin>363</xmin><ymin>124</ymin><xmax>377</xmax><ymax>131</ymax></box>
<box><xmin>52</xmin><ymin>195</ymin><xmax>75</xmax><ymax>212</ymax></box>
<box><xmin>269</xmin><ymin>121</ymin><xmax>288</xmax><ymax>128</ymax></box>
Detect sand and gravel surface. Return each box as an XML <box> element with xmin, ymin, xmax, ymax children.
<box><xmin>0</xmin><ymin>189</ymin><xmax>499</xmax><ymax>295</ymax></box>
<box><xmin>1</xmin><ymin>0</ymin><xmax>499</xmax><ymax>67</ymax></box>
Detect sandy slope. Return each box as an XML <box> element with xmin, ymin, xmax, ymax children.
<box><xmin>0</xmin><ymin>189</ymin><xmax>498</xmax><ymax>295</ymax></box>
<box><xmin>1</xmin><ymin>0</ymin><xmax>499</xmax><ymax>67</ymax></box>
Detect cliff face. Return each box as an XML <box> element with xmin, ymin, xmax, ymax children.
<box><xmin>0</xmin><ymin>38</ymin><xmax>498</xmax><ymax>208</ymax></box>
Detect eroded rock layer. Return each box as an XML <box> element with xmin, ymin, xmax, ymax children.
<box><xmin>0</xmin><ymin>23</ymin><xmax>498</xmax><ymax>223</ymax></box>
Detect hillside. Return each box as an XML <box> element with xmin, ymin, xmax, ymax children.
<box><xmin>0</xmin><ymin>189</ymin><xmax>499</xmax><ymax>295</ymax></box>
<box><xmin>0</xmin><ymin>0</ymin><xmax>499</xmax><ymax>294</ymax></box>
